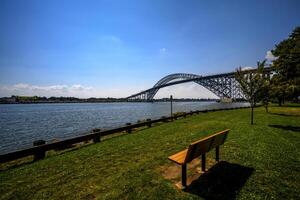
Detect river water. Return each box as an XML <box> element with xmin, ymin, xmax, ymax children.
<box><xmin>0</xmin><ymin>102</ymin><xmax>249</xmax><ymax>154</ymax></box>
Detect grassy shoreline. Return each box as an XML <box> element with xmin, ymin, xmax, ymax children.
<box><xmin>1</xmin><ymin>105</ymin><xmax>299</xmax><ymax>199</ymax></box>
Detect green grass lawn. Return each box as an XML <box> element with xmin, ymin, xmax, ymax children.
<box><xmin>1</xmin><ymin>105</ymin><xmax>300</xmax><ymax>200</ymax></box>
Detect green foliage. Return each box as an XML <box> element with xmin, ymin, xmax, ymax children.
<box><xmin>271</xmin><ymin>26</ymin><xmax>300</xmax><ymax>102</ymax></box>
<box><xmin>261</xmin><ymin>74</ymin><xmax>271</xmax><ymax>112</ymax></box>
<box><xmin>235</xmin><ymin>61</ymin><xmax>266</xmax><ymax>106</ymax></box>
<box><xmin>235</xmin><ymin>61</ymin><xmax>266</xmax><ymax>124</ymax></box>
<box><xmin>270</xmin><ymin>74</ymin><xmax>293</xmax><ymax>105</ymax></box>
<box><xmin>1</xmin><ymin>106</ymin><xmax>299</xmax><ymax>199</ymax></box>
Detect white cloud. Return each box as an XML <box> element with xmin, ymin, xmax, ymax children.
<box><xmin>240</xmin><ymin>66</ymin><xmax>253</xmax><ymax>71</ymax></box>
<box><xmin>0</xmin><ymin>84</ymin><xmax>93</xmax><ymax>98</ymax></box>
<box><xmin>0</xmin><ymin>82</ymin><xmax>219</xmax><ymax>99</ymax></box>
<box><xmin>265</xmin><ymin>51</ymin><xmax>277</xmax><ymax>61</ymax></box>
<box><xmin>0</xmin><ymin>83</ymin><xmax>149</xmax><ymax>98</ymax></box>
<box><xmin>70</xmin><ymin>84</ymin><xmax>92</xmax><ymax>91</ymax></box>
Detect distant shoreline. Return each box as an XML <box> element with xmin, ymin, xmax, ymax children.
<box><xmin>0</xmin><ymin>96</ymin><xmax>226</xmax><ymax>104</ymax></box>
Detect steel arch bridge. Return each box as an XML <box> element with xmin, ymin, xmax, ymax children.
<box><xmin>126</xmin><ymin>68</ymin><xmax>272</xmax><ymax>101</ymax></box>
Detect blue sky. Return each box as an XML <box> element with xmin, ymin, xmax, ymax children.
<box><xmin>0</xmin><ymin>0</ymin><xmax>300</xmax><ymax>98</ymax></box>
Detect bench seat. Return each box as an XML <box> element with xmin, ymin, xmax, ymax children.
<box><xmin>168</xmin><ymin>149</ymin><xmax>188</xmax><ymax>165</ymax></box>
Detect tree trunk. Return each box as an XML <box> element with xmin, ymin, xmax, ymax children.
<box><xmin>264</xmin><ymin>106</ymin><xmax>268</xmax><ymax>113</ymax></box>
<box><xmin>251</xmin><ymin>106</ymin><xmax>254</xmax><ymax>125</ymax></box>
<box><xmin>278</xmin><ymin>98</ymin><xmax>282</xmax><ymax>106</ymax></box>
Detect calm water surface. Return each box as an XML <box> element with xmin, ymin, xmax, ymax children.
<box><xmin>0</xmin><ymin>102</ymin><xmax>249</xmax><ymax>154</ymax></box>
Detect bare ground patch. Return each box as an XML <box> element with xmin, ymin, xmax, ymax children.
<box><xmin>159</xmin><ymin>157</ymin><xmax>217</xmax><ymax>187</ymax></box>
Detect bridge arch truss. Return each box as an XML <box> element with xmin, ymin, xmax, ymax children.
<box><xmin>127</xmin><ymin>72</ymin><xmax>245</xmax><ymax>101</ymax></box>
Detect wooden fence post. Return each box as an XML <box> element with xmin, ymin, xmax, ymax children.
<box><xmin>92</xmin><ymin>128</ymin><xmax>101</xmax><ymax>143</ymax></box>
<box><xmin>126</xmin><ymin>123</ymin><xmax>132</xmax><ymax>133</ymax></box>
<box><xmin>33</xmin><ymin>140</ymin><xmax>46</xmax><ymax>161</ymax></box>
<box><xmin>161</xmin><ymin>116</ymin><xmax>168</xmax><ymax>122</ymax></box>
<box><xmin>146</xmin><ymin>118</ymin><xmax>152</xmax><ymax>127</ymax></box>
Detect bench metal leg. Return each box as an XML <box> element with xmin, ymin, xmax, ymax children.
<box><xmin>181</xmin><ymin>164</ymin><xmax>187</xmax><ymax>188</ymax></box>
<box><xmin>216</xmin><ymin>146</ymin><xmax>219</xmax><ymax>162</ymax></box>
<box><xmin>201</xmin><ymin>153</ymin><xmax>206</xmax><ymax>172</ymax></box>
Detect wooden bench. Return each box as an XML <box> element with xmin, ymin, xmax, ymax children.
<box><xmin>168</xmin><ymin>129</ymin><xmax>230</xmax><ymax>189</ymax></box>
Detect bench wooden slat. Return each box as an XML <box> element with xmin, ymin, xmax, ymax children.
<box><xmin>168</xmin><ymin>149</ymin><xmax>188</xmax><ymax>165</ymax></box>
<box><xmin>185</xmin><ymin>129</ymin><xmax>229</xmax><ymax>163</ymax></box>
<box><xmin>168</xmin><ymin>129</ymin><xmax>229</xmax><ymax>165</ymax></box>
<box><xmin>189</xmin><ymin>129</ymin><xmax>230</xmax><ymax>146</ymax></box>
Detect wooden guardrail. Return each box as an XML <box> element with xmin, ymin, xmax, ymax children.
<box><xmin>0</xmin><ymin>106</ymin><xmax>250</xmax><ymax>163</ymax></box>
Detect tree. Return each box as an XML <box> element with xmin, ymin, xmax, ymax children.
<box><xmin>261</xmin><ymin>73</ymin><xmax>271</xmax><ymax>112</ymax></box>
<box><xmin>269</xmin><ymin>74</ymin><xmax>290</xmax><ymax>106</ymax></box>
<box><xmin>235</xmin><ymin>61</ymin><xmax>266</xmax><ymax>125</ymax></box>
<box><xmin>271</xmin><ymin>26</ymin><xmax>300</xmax><ymax>103</ymax></box>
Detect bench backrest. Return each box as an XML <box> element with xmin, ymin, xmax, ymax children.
<box><xmin>184</xmin><ymin>129</ymin><xmax>230</xmax><ymax>163</ymax></box>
